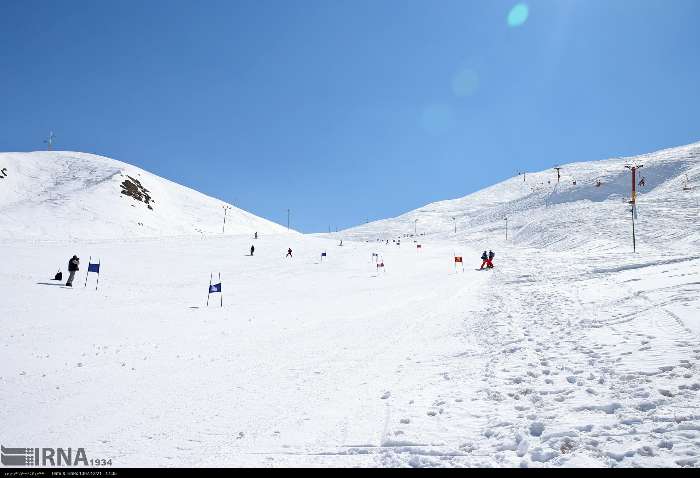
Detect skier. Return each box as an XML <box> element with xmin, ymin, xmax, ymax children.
<box><xmin>286</xmin><ymin>248</ymin><xmax>293</xmax><ymax>258</ymax></box>
<box><xmin>479</xmin><ymin>251</ymin><xmax>489</xmax><ymax>270</ymax></box>
<box><xmin>487</xmin><ymin>250</ymin><xmax>495</xmax><ymax>268</ymax></box>
<box><xmin>254</xmin><ymin>232</ymin><xmax>258</xmax><ymax>239</ymax></box>
<box><xmin>66</xmin><ymin>255</ymin><xmax>80</xmax><ymax>286</ymax></box>
<box><xmin>250</xmin><ymin>245</ymin><xmax>255</xmax><ymax>256</ymax></box>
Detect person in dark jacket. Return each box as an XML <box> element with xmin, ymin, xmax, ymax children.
<box><xmin>250</xmin><ymin>245</ymin><xmax>255</xmax><ymax>256</ymax></box>
<box><xmin>487</xmin><ymin>250</ymin><xmax>495</xmax><ymax>268</ymax></box>
<box><xmin>286</xmin><ymin>248</ymin><xmax>293</xmax><ymax>258</ymax></box>
<box><xmin>479</xmin><ymin>251</ymin><xmax>489</xmax><ymax>270</ymax></box>
<box><xmin>66</xmin><ymin>255</ymin><xmax>80</xmax><ymax>286</ymax></box>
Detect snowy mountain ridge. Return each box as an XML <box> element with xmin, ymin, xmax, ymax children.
<box><xmin>338</xmin><ymin>141</ymin><xmax>700</xmax><ymax>253</ymax></box>
<box><xmin>0</xmin><ymin>151</ymin><xmax>291</xmax><ymax>241</ymax></box>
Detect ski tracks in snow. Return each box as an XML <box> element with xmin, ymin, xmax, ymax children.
<box><xmin>2</xmin><ymin>237</ymin><xmax>700</xmax><ymax>467</ymax></box>
<box><xmin>432</xmin><ymin>249</ymin><xmax>700</xmax><ymax>467</ymax></box>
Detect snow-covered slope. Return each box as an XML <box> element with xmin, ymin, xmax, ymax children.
<box><xmin>0</xmin><ymin>151</ymin><xmax>290</xmax><ymax>240</ymax></box>
<box><xmin>337</xmin><ymin>142</ymin><xmax>700</xmax><ymax>254</ymax></box>
<box><xmin>1</xmin><ymin>142</ymin><xmax>700</xmax><ymax>468</ymax></box>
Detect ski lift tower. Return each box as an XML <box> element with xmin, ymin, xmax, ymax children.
<box><xmin>624</xmin><ymin>163</ymin><xmax>643</xmax><ymax>252</ymax></box>
<box><xmin>625</xmin><ymin>163</ymin><xmax>643</xmax><ymax>206</ymax></box>
<box><xmin>222</xmin><ymin>205</ymin><xmax>232</xmax><ymax>234</ymax></box>
<box><xmin>553</xmin><ymin>166</ymin><xmax>562</xmax><ymax>183</ymax></box>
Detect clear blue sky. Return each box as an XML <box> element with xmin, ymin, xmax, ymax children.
<box><xmin>2</xmin><ymin>0</ymin><xmax>699</xmax><ymax>232</ymax></box>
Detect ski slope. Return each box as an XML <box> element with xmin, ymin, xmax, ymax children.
<box><xmin>338</xmin><ymin>141</ymin><xmax>700</xmax><ymax>254</ymax></box>
<box><xmin>1</xmin><ymin>143</ymin><xmax>699</xmax><ymax>467</ymax></box>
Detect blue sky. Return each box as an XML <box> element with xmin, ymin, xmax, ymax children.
<box><xmin>2</xmin><ymin>0</ymin><xmax>699</xmax><ymax>232</ymax></box>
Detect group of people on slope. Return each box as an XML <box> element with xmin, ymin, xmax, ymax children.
<box><xmin>250</xmin><ymin>246</ymin><xmax>294</xmax><ymax>258</ymax></box>
<box><xmin>249</xmin><ymin>232</ymin><xmax>293</xmax><ymax>258</ymax></box>
<box><xmin>479</xmin><ymin>250</ymin><xmax>495</xmax><ymax>269</ymax></box>
<box><xmin>61</xmin><ymin>244</ymin><xmax>492</xmax><ymax>290</ymax></box>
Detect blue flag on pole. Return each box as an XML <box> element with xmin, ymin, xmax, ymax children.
<box><xmin>87</xmin><ymin>263</ymin><xmax>100</xmax><ymax>273</ymax></box>
<box><xmin>209</xmin><ymin>283</ymin><xmax>222</xmax><ymax>293</ymax></box>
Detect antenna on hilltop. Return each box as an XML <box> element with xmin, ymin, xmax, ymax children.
<box><xmin>44</xmin><ymin>131</ymin><xmax>55</xmax><ymax>151</ymax></box>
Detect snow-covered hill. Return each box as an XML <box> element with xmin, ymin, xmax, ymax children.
<box><xmin>1</xmin><ymin>142</ymin><xmax>699</xmax><ymax>467</ymax></box>
<box><xmin>336</xmin><ymin>142</ymin><xmax>700</xmax><ymax>253</ymax></box>
<box><xmin>0</xmin><ymin>151</ymin><xmax>291</xmax><ymax>240</ymax></box>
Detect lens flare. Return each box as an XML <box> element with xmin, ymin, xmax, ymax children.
<box><xmin>507</xmin><ymin>3</ymin><xmax>529</xmax><ymax>27</ymax></box>
<box><xmin>451</xmin><ymin>68</ymin><xmax>479</xmax><ymax>97</ymax></box>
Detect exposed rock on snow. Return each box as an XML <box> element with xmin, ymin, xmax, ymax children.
<box><xmin>0</xmin><ymin>151</ymin><xmax>291</xmax><ymax>240</ymax></box>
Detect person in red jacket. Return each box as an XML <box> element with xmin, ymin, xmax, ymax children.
<box><xmin>479</xmin><ymin>251</ymin><xmax>489</xmax><ymax>270</ymax></box>
<box><xmin>487</xmin><ymin>250</ymin><xmax>495</xmax><ymax>268</ymax></box>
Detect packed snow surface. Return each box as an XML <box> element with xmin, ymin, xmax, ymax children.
<box><xmin>1</xmin><ymin>143</ymin><xmax>699</xmax><ymax>467</ymax></box>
